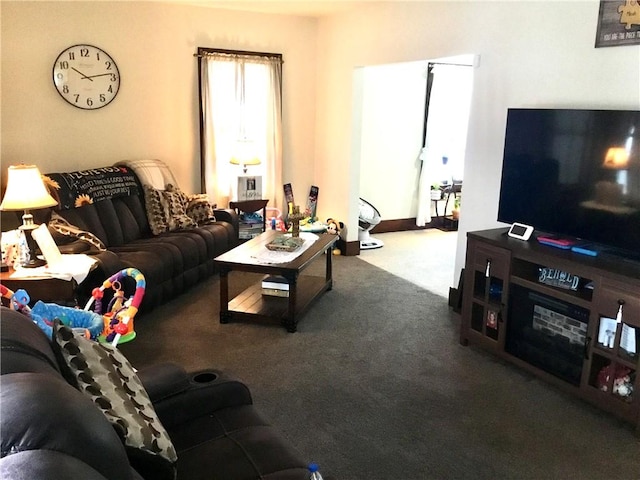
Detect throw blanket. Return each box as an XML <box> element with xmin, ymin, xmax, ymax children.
<box><xmin>46</xmin><ymin>166</ymin><xmax>141</xmax><ymax>210</ymax></box>
<box><xmin>114</xmin><ymin>159</ymin><xmax>178</xmax><ymax>191</ymax></box>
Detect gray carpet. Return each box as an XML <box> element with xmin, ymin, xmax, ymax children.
<box><xmin>120</xmin><ymin>256</ymin><xmax>640</xmax><ymax>480</ymax></box>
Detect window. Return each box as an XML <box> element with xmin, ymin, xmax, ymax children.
<box><xmin>197</xmin><ymin>48</ymin><xmax>283</xmax><ymax>208</ymax></box>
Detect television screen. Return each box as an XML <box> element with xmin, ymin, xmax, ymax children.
<box><xmin>497</xmin><ymin>108</ymin><xmax>640</xmax><ymax>255</ymax></box>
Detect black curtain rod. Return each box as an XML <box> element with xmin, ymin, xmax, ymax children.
<box><xmin>194</xmin><ymin>48</ymin><xmax>283</xmax><ymax>61</ymax></box>
<box><xmin>428</xmin><ymin>61</ymin><xmax>472</xmax><ymax>68</ymax></box>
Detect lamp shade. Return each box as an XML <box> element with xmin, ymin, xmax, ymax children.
<box><xmin>229</xmin><ymin>138</ymin><xmax>262</xmax><ymax>167</ymax></box>
<box><xmin>0</xmin><ymin>164</ymin><xmax>58</xmax><ymax>211</ymax></box>
<box><xmin>603</xmin><ymin>147</ymin><xmax>629</xmax><ymax>169</ymax></box>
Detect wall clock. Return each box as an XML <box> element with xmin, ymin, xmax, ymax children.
<box><xmin>52</xmin><ymin>44</ymin><xmax>120</xmax><ymax>110</ymax></box>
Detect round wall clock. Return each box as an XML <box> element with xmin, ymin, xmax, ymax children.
<box><xmin>52</xmin><ymin>44</ymin><xmax>120</xmax><ymax>110</ymax></box>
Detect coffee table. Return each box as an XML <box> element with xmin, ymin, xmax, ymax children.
<box><xmin>213</xmin><ymin>230</ymin><xmax>337</xmax><ymax>332</ymax></box>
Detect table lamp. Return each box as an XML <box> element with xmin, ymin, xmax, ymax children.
<box><xmin>0</xmin><ymin>164</ymin><xmax>58</xmax><ymax>268</ymax></box>
<box><xmin>603</xmin><ymin>147</ymin><xmax>629</xmax><ymax>169</ymax></box>
<box><xmin>230</xmin><ymin>138</ymin><xmax>262</xmax><ymax>173</ymax></box>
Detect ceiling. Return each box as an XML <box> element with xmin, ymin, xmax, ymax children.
<box><xmin>171</xmin><ymin>0</ymin><xmax>375</xmax><ymax>17</ymax></box>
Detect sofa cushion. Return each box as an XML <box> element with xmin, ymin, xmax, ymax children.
<box><xmin>51</xmin><ymin>322</ymin><xmax>178</xmax><ymax>480</ymax></box>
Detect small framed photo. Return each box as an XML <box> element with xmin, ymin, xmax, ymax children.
<box><xmin>237</xmin><ymin>175</ymin><xmax>262</xmax><ymax>201</ymax></box>
<box><xmin>486</xmin><ymin>309</ymin><xmax>498</xmax><ymax>329</ymax></box>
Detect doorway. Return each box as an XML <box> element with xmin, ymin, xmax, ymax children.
<box><xmin>356</xmin><ymin>55</ymin><xmax>475</xmax><ymax>230</ymax></box>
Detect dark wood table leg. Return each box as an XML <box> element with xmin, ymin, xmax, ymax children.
<box><xmin>283</xmin><ymin>272</ymin><xmax>298</xmax><ymax>333</ymax></box>
<box><xmin>326</xmin><ymin>246</ymin><xmax>333</xmax><ymax>290</ymax></box>
<box><xmin>219</xmin><ymin>267</ymin><xmax>231</xmax><ymax>324</ymax></box>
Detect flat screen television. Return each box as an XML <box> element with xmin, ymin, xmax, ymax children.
<box><xmin>497</xmin><ymin>108</ymin><xmax>640</xmax><ymax>257</ymax></box>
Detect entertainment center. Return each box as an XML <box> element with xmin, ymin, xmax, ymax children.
<box><xmin>459</xmin><ymin>228</ymin><xmax>640</xmax><ymax>434</ymax></box>
<box><xmin>460</xmin><ymin>106</ymin><xmax>640</xmax><ymax>434</ymax></box>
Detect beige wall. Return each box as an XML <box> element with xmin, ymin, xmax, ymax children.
<box><xmin>3</xmin><ymin>1</ymin><xmax>640</xmax><ymax>288</ymax></box>
<box><xmin>1</xmin><ymin>1</ymin><xmax>317</xmax><ymax>200</ymax></box>
<box><xmin>314</xmin><ymin>1</ymin><xmax>640</xmax><ymax>281</ymax></box>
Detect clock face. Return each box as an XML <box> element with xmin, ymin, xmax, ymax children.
<box><xmin>52</xmin><ymin>44</ymin><xmax>120</xmax><ymax>110</ymax></box>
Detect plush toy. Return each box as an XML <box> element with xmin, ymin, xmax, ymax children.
<box><xmin>326</xmin><ymin>218</ymin><xmax>344</xmax><ymax>255</ymax></box>
<box><xmin>597</xmin><ymin>363</ymin><xmax>634</xmax><ymax>399</ymax></box>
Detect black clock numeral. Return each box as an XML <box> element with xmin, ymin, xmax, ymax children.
<box><xmin>56</xmin><ymin>72</ymin><xmax>64</xmax><ymax>81</ymax></box>
<box><xmin>80</xmin><ymin>48</ymin><xmax>90</xmax><ymax>57</ymax></box>
<box><xmin>108</xmin><ymin>85</ymin><xmax>114</xmax><ymax>93</ymax></box>
<box><xmin>74</xmin><ymin>94</ymin><xmax>80</xmax><ymax>103</ymax></box>
<box><xmin>96</xmin><ymin>52</ymin><xmax>101</xmax><ymax>61</ymax></box>
<box><xmin>62</xmin><ymin>85</ymin><xmax>69</xmax><ymax>94</ymax></box>
<box><xmin>86</xmin><ymin>98</ymin><xmax>94</xmax><ymax>107</ymax></box>
<box><xmin>58</xmin><ymin>61</ymin><xmax>69</xmax><ymax>70</ymax></box>
<box><xmin>105</xmin><ymin>61</ymin><xmax>112</xmax><ymax>70</ymax></box>
<box><xmin>68</xmin><ymin>52</ymin><xmax>75</xmax><ymax>60</ymax></box>
<box><xmin>100</xmin><ymin>94</ymin><xmax>106</xmax><ymax>103</ymax></box>
<box><xmin>110</xmin><ymin>74</ymin><xmax>117</xmax><ymax>82</ymax></box>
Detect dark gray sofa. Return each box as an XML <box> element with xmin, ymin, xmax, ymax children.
<box><xmin>39</xmin><ymin>161</ymin><xmax>239</xmax><ymax>312</ymax></box>
<box><xmin>0</xmin><ymin>307</ymin><xmax>310</xmax><ymax>479</ymax></box>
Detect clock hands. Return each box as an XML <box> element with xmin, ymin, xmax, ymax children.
<box><xmin>86</xmin><ymin>73</ymin><xmax>115</xmax><ymax>79</ymax></box>
<box><xmin>71</xmin><ymin>69</ymin><xmax>115</xmax><ymax>81</ymax></box>
<box><xmin>72</xmin><ymin>67</ymin><xmax>94</xmax><ymax>81</ymax></box>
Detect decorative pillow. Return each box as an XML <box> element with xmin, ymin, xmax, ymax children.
<box><xmin>162</xmin><ymin>185</ymin><xmax>197</xmax><ymax>231</ymax></box>
<box><xmin>186</xmin><ymin>193</ymin><xmax>216</xmax><ymax>225</ymax></box>
<box><xmin>51</xmin><ymin>322</ymin><xmax>178</xmax><ymax>480</ymax></box>
<box><xmin>143</xmin><ymin>184</ymin><xmax>169</xmax><ymax>235</ymax></box>
<box><xmin>48</xmin><ymin>212</ymin><xmax>107</xmax><ymax>252</ymax></box>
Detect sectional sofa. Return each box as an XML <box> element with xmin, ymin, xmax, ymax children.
<box><xmin>40</xmin><ymin>159</ymin><xmax>239</xmax><ymax>312</ymax></box>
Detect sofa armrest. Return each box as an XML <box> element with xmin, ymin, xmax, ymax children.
<box><xmin>137</xmin><ymin>363</ymin><xmax>253</xmax><ymax>429</ymax></box>
<box><xmin>213</xmin><ymin>208</ymin><xmax>239</xmax><ymax>234</ymax></box>
<box><xmin>57</xmin><ymin>239</ymin><xmax>92</xmax><ymax>254</ymax></box>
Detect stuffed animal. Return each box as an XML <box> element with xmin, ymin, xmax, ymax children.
<box><xmin>326</xmin><ymin>218</ymin><xmax>344</xmax><ymax>255</ymax></box>
<box><xmin>597</xmin><ymin>363</ymin><xmax>634</xmax><ymax>398</ymax></box>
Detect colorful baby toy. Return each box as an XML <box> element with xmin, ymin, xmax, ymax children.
<box><xmin>84</xmin><ymin>268</ymin><xmax>145</xmax><ymax>347</ymax></box>
<box><xmin>0</xmin><ymin>284</ymin><xmax>104</xmax><ymax>340</ymax></box>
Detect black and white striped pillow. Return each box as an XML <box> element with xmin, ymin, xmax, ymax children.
<box><xmin>48</xmin><ymin>212</ymin><xmax>107</xmax><ymax>252</ymax></box>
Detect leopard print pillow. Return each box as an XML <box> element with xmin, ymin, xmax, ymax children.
<box><xmin>186</xmin><ymin>194</ymin><xmax>215</xmax><ymax>225</ymax></box>
<box><xmin>162</xmin><ymin>185</ymin><xmax>196</xmax><ymax>231</ymax></box>
<box><xmin>143</xmin><ymin>184</ymin><xmax>169</xmax><ymax>235</ymax></box>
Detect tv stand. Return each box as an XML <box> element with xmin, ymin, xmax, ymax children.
<box><xmin>460</xmin><ymin>228</ymin><xmax>640</xmax><ymax>435</ymax></box>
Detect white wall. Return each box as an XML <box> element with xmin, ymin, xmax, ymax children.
<box><xmin>1</xmin><ymin>1</ymin><xmax>318</xmax><ymax>203</ymax></box>
<box><xmin>358</xmin><ymin>60</ymin><xmax>426</xmax><ymax>219</ymax></box>
<box><xmin>314</xmin><ymin>0</ymin><xmax>640</xmax><ymax>284</ymax></box>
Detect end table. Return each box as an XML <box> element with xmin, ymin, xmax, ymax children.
<box><xmin>230</xmin><ymin>199</ymin><xmax>269</xmax><ymax>241</ymax></box>
<box><xmin>0</xmin><ymin>269</ymin><xmax>78</xmax><ymax>307</ymax></box>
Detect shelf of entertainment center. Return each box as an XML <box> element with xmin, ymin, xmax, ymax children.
<box><xmin>509</xmin><ymin>277</ymin><xmax>593</xmax><ymax>309</ymax></box>
<box><xmin>460</xmin><ymin>227</ymin><xmax>640</xmax><ymax>435</ymax></box>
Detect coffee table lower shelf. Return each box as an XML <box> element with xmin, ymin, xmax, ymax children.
<box><xmin>222</xmin><ymin>275</ymin><xmax>332</xmax><ymax>332</ymax></box>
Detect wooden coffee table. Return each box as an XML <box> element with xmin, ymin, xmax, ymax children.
<box><xmin>213</xmin><ymin>230</ymin><xmax>337</xmax><ymax>332</ymax></box>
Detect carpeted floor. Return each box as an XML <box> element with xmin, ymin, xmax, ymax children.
<box><xmin>120</xmin><ymin>254</ymin><xmax>640</xmax><ymax>480</ymax></box>
<box><xmin>358</xmin><ymin>229</ymin><xmax>458</xmax><ymax>299</ymax></box>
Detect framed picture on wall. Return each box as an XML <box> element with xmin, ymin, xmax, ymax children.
<box><xmin>595</xmin><ymin>0</ymin><xmax>640</xmax><ymax>47</ymax></box>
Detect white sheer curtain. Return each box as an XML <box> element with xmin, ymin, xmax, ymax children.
<box><xmin>416</xmin><ymin>64</ymin><xmax>473</xmax><ymax>227</ymax></box>
<box><xmin>200</xmin><ymin>51</ymin><xmax>283</xmax><ymax>211</ymax></box>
